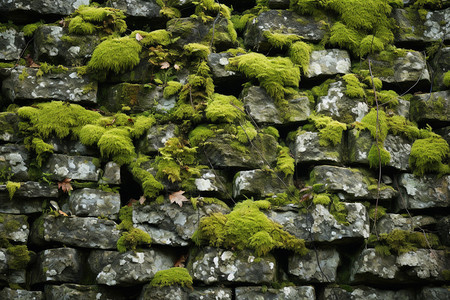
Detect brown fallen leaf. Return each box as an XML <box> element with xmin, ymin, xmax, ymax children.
<box><xmin>174</xmin><ymin>254</ymin><xmax>188</xmax><ymax>267</ymax></box>
<box><xmin>127</xmin><ymin>198</ymin><xmax>138</xmax><ymax>207</ymax></box>
<box><xmin>169</xmin><ymin>190</ymin><xmax>189</xmax><ymax>207</ymax></box>
<box><xmin>58</xmin><ymin>210</ymin><xmax>68</xmax><ymax>217</ymax></box>
<box><xmin>58</xmin><ymin>178</ymin><xmax>73</xmax><ymax>194</ymax></box>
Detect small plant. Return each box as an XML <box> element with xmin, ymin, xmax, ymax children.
<box><xmin>150</xmin><ymin>267</ymin><xmax>193</xmax><ymax>288</ymax></box>
<box><xmin>6</xmin><ymin>181</ymin><xmax>20</xmax><ymax>200</ymax></box>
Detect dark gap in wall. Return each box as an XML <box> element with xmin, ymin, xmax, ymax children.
<box><xmin>119</xmin><ymin>166</ymin><xmax>143</xmax><ymax>206</ymax></box>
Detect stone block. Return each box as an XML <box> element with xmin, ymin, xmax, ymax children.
<box><xmin>288</xmin><ymin>249</ymin><xmax>340</xmax><ymax>282</ymax></box>
<box><xmin>189</xmin><ymin>287</ymin><xmax>233</xmax><ymax>300</ymax></box>
<box><xmin>233</xmin><ymin>169</ymin><xmax>292</xmax><ymax>198</ymax></box>
<box><xmin>307</xmin><ymin>49</ymin><xmax>351</xmax><ymax>78</ymax></box>
<box><xmin>0</xmin><ymin>213</ymin><xmax>29</xmax><ymax>243</ymax></box>
<box><xmin>0</xmin><ymin>0</ymin><xmax>89</xmax><ymax>20</ymax></box>
<box><xmin>101</xmin><ymin>161</ymin><xmax>121</xmax><ymax>185</ymax></box>
<box><xmin>289</xmin><ymin>131</ymin><xmax>344</xmax><ymax>164</ymax></box>
<box><xmin>0</xmin><ymin>288</ymin><xmax>43</xmax><ymax>300</ymax></box>
<box><xmin>0</xmin><ymin>28</ymin><xmax>25</xmax><ymax>60</ymax></box>
<box><xmin>376</xmin><ymin>214</ymin><xmax>436</xmax><ymax>234</ymax></box>
<box><xmin>323</xmin><ymin>287</ymin><xmax>415</xmax><ymax>300</ymax></box>
<box><xmin>139</xmin><ymin>286</ymin><xmax>188</xmax><ymax>300</ymax></box>
<box><xmin>69</xmin><ymin>188</ymin><xmax>121</xmax><ymax>219</ymax></box>
<box><xmin>44</xmin><ymin>154</ymin><xmax>100</xmax><ymax>181</ymax></box>
<box><xmin>235</xmin><ymin>286</ymin><xmax>315</xmax><ymax>300</ymax></box>
<box><xmin>410</xmin><ymin>90</ymin><xmax>450</xmax><ymax>126</ymax></box>
<box><xmin>0</xmin><ymin>144</ymin><xmax>30</xmax><ymax>181</ymax></box>
<box><xmin>0</xmin><ymin>112</ymin><xmax>19</xmax><ymax>143</ymax></box>
<box><xmin>138</xmin><ymin>123</ymin><xmax>178</xmax><ymax>154</ymax></box>
<box><xmin>44</xmin><ymin>283</ymin><xmax>140</xmax><ymax>300</ymax></box>
<box><xmin>194</xmin><ymin>169</ymin><xmax>230</xmax><ymax>197</ymax></box>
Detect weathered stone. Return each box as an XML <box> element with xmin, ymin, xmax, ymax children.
<box><xmin>266</xmin><ymin>203</ymin><xmax>370</xmax><ymax>243</ymax></box>
<box><xmin>207</xmin><ymin>52</ymin><xmax>244</xmax><ymax>85</ymax></box>
<box><xmin>233</xmin><ymin>169</ymin><xmax>292</xmax><ymax>198</ymax></box>
<box><xmin>34</xmin><ymin>26</ymin><xmax>100</xmax><ymax>66</ymax></box>
<box><xmin>410</xmin><ymin>90</ymin><xmax>450</xmax><ymax>125</ymax></box>
<box><xmin>69</xmin><ymin>188</ymin><xmax>121</xmax><ymax>219</ymax></box>
<box><xmin>348</xmin><ymin>129</ymin><xmax>412</xmax><ymax>171</ymax></box>
<box><xmin>323</xmin><ymin>287</ymin><xmax>415</xmax><ymax>300</ymax></box>
<box><xmin>0</xmin><ymin>213</ymin><xmax>29</xmax><ymax>243</ymax></box>
<box><xmin>13</xmin><ymin>181</ymin><xmax>59</xmax><ymax>198</ymax></box>
<box><xmin>431</xmin><ymin>47</ymin><xmax>450</xmax><ymax>90</ymax></box>
<box><xmin>436</xmin><ymin>125</ymin><xmax>450</xmax><ymax>145</ymax></box>
<box><xmin>396</xmin><ymin>249</ymin><xmax>449</xmax><ymax>281</ymax></box>
<box><xmin>289</xmin><ymin>131</ymin><xmax>344</xmax><ymax>164</ymax></box>
<box><xmin>96</xmin><ymin>249</ymin><xmax>175</xmax><ymax>286</ymax></box>
<box><xmin>44</xmin><ymin>283</ymin><xmax>139</xmax><ymax>300</ymax></box>
<box><xmin>189</xmin><ymin>287</ymin><xmax>233</xmax><ymax>300</ymax></box>
<box><xmin>0</xmin><ymin>28</ymin><xmax>25</xmax><ymax>60</ymax></box>
<box><xmin>199</xmin><ymin>133</ymin><xmax>278</xmax><ymax>169</ymax></box>
<box><xmin>244</xmin><ymin>10</ymin><xmax>327</xmax><ymax>52</ymax></box>
<box><xmin>307</xmin><ymin>50</ymin><xmax>351</xmax><ymax>78</ymax></box>
<box><xmin>0</xmin><ymin>144</ymin><xmax>30</xmax><ymax>181</ymax></box>
<box><xmin>7</xmin><ymin>269</ymin><xmax>26</xmax><ymax>284</ymax></box>
<box><xmin>189</xmin><ymin>247</ymin><xmax>277</xmax><ymax>284</ymax></box>
<box><xmin>101</xmin><ymin>161</ymin><xmax>121</xmax><ymax>185</ymax></box>
<box><xmin>31</xmin><ymin>215</ymin><xmax>120</xmax><ymax>249</ymax></box>
<box><xmin>0</xmin><ymin>288</ymin><xmax>43</xmax><ymax>300</ymax></box>
<box><xmin>311</xmin><ymin>165</ymin><xmax>398</xmax><ymax>200</ymax></box>
<box><xmin>87</xmin><ymin>250</ymin><xmax>122</xmax><ymax>275</ymax></box>
<box><xmin>397</xmin><ymin>173</ymin><xmax>449</xmax><ymax>210</ymax></box>
<box><xmin>31</xmin><ymin>247</ymin><xmax>82</xmax><ymax>285</ymax></box>
<box><xmin>419</xmin><ymin>287</ymin><xmax>450</xmax><ymax>300</ymax></box>
<box><xmin>0</xmin><ymin>248</ymin><xmax>8</xmax><ymax>273</ymax></box>
<box><xmin>316</xmin><ymin>81</ymin><xmax>369</xmax><ymax>123</ymax></box>
<box><xmin>350</xmin><ymin>249</ymin><xmax>399</xmax><ymax>283</ymax></box>
<box><xmin>139</xmin><ymin>286</ymin><xmax>188</xmax><ymax>300</ymax></box>
<box><xmin>235</xmin><ymin>286</ymin><xmax>315</xmax><ymax>300</ymax></box>
<box><xmin>288</xmin><ymin>249</ymin><xmax>339</xmax><ymax>282</ymax></box>
<box><xmin>99</xmin><ymin>84</ymin><xmax>176</xmax><ymax>113</ymax></box>
<box><xmin>0</xmin><ymin>112</ymin><xmax>19</xmax><ymax>142</ymax></box>
<box><xmin>437</xmin><ymin>216</ymin><xmax>450</xmax><ymax>246</ymax></box>
<box><xmin>377</xmin><ymin>213</ymin><xmax>436</xmax><ymax>234</ymax></box>
<box><xmin>47</xmin><ymin>137</ymin><xmax>97</xmax><ymax>156</ymax></box>
<box><xmin>0</xmin><ymin>0</ymin><xmax>89</xmax><ymax>20</ymax></box>
<box><xmin>194</xmin><ymin>169</ymin><xmax>230</xmax><ymax>197</ymax></box>
<box><xmin>110</xmin><ymin>0</ymin><xmax>160</xmax><ymax>19</ymax></box>
<box><xmin>138</xmin><ymin>123</ymin><xmax>178</xmax><ymax>154</ymax></box>
<box><xmin>43</xmin><ymin>154</ymin><xmax>100</xmax><ymax>181</ymax></box>
<box><xmin>241</xmin><ymin>86</ymin><xmax>311</xmax><ymax>124</ymax></box>
<box><xmin>2</xmin><ymin>67</ymin><xmax>97</xmax><ymax>104</ymax></box>
<box><xmin>133</xmin><ymin>201</ymin><xmax>230</xmax><ymax>246</ymax></box>
<box><xmin>423</xmin><ymin>8</ymin><xmax>450</xmax><ymax>41</ymax></box>
<box><xmin>167</xmin><ymin>17</ymin><xmax>237</xmax><ymax>51</ymax></box>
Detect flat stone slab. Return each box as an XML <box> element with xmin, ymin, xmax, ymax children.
<box><xmin>112</xmin><ymin>0</ymin><xmax>160</xmax><ymax>19</ymax></box>
<box><xmin>189</xmin><ymin>247</ymin><xmax>277</xmax><ymax>284</ymax></box>
<box><xmin>397</xmin><ymin>173</ymin><xmax>449</xmax><ymax>210</ymax></box>
<box><xmin>0</xmin><ymin>288</ymin><xmax>43</xmax><ymax>300</ymax></box>
<box><xmin>288</xmin><ymin>249</ymin><xmax>340</xmax><ymax>282</ymax></box>
<box><xmin>323</xmin><ymin>286</ymin><xmax>416</xmax><ymax>300</ymax></box>
<box><xmin>289</xmin><ymin>131</ymin><xmax>344</xmax><ymax>164</ymax></box>
<box><xmin>0</xmin><ymin>28</ymin><xmax>25</xmax><ymax>60</ymax></box>
<box><xmin>376</xmin><ymin>213</ymin><xmax>436</xmax><ymax>234</ymax></box>
<box><xmin>0</xmin><ymin>112</ymin><xmax>19</xmax><ymax>142</ymax></box>
<box><xmin>307</xmin><ymin>49</ymin><xmax>351</xmax><ymax>78</ymax></box>
<box><xmin>235</xmin><ymin>286</ymin><xmax>315</xmax><ymax>300</ymax></box>
<box><xmin>2</xmin><ymin>67</ymin><xmax>97</xmax><ymax>104</ymax></box>
<box><xmin>0</xmin><ymin>144</ymin><xmax>30</xmax><ymax>181</ymax></box>
<box><xmin>0</xmin><ymin>213</ymin><xmax>29</xmax><ymax>243</ymax></box>
<box><xmin>31</xmin><ymin>215</ymin><xmax>121</xmax><ymax>249</ymax></box>
<box><xmin>44</xmin><ymin>284</ymin><xmax>140</xmax><ymax>300</ymax></box>
<box><xmin>44</xmin><ymin>154</ymin><xmax>100</xmax><ymax>181</ymax></box>
<box><xmin>266</xmin><ymin>203</ymin><xmax>370</xmax><ymax>243</ymax></box>
<box><xmin>189</xmin><ymin>287</ymin><xmax>233</xmax><ymax>300</ymax></box>
<box><xmin>69</xmin><ymin>188</ymin><xmax>121</xmax><ymax>219</ymax></box>
<box><xmin>138</xmin><ymin>123</ymin><xmax>178</xmax><ymax>154</ymax></box>
<box><xmin>194</xmin><ymin>169</ymin><xmax>230</xmax><ymax>197</ymax></box>
<box><xmin>233</xmin><ymin>169</ymin><xmax>292</xmax><ymax>198</ymax></box>
<box><xmin>0</xmin><ymin>0</ymin><xmax>89</xmax><ymax>18</ymax></box>
<box><xmin>410</xmin><ymin>90</ymin><xmax>450</xmax><ymax>125</ymax></box>
<box><xmin>139</xmin><ymin>286</ymin><xmax>188</xmax><ymax>300</ymax></box>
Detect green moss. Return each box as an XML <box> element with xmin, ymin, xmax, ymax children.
<box><xmin>130</xmin><ymin>115</ymin><xmax>156</xmax><ymax>138</ymax></box>
<box><xmin>6</xmin><ymin>181</ymin><xmax>20</xmax><ymax>200</ymax></box>
<box><xmin>309</xmin><ymin>114</ymin><xmax>347</xmax><ymax>147</ymax></box>
<box><xmin>130</xmin><ymin>29</ymin><xmax>172</xmax><ymax>46</ymax></box>
<box><xmin>183</xmin><ymin>43</ymin><xmax>211</xmax><ymax>59</ymax></box>
<box><xmin>357</xmin><ymin>109</ymin><xmax>388</xmax><ymax>142</ymax></box>
<box><xmin>329</xmin><ymin>22</ymin><xmax>362</xmax><ymax>55</ymax></box>
<box><xmin>288</xmin><ymin>41</ymin><xmax>312</xmax><ymax>74</ymax></box>
<box><xmin>7</xmin><ymin>245</ymin><xmax>30</xmax><ymax>270</ymax></box>
<box><xmin>443</xmin><ymin>71</ymin><xmax>450</xmax><ymax>87</ymax></box>
<box><xmin>412</xmin><ymin>0</ymin><xmax>443</xmax><ymax>9</ymax></box>
<box><xmin>236</xmin><ymin>121</ymin><xmax>257</xmax><ymax>144</ymax></box>
<box><xmin>368</xmin><ymin>205</ymin><xmax>386</xmax><ymax>221</ymax></box>
<box><xmin>192</xmin><ymin>200</ymin><xmax>308</xmax><ymax>256</ymax></box>
<box><xmin>264</xmin><ymin>31</ymin><xmax>301</xmax><ymax>49</ymax></box>
<box><xmin>88</xmin><ymin>37</ymin><xmax>142</xmax><ymax>74</ymax></box>
<box><xmin>228</xmin><ymin>53</ymin><xmax>300</xmax><ymax>102</ymax></box>
<box><xmin>30</xmin><ymin>138</ymin><xmax>54</xmax><ymax>166</ymax></box>
<box><xmin>368</xmin><ymin>229</ymin><xmax>439</xmax><ymax>256</ymax></box>
<box><xmin>150</xmin><ymin>267</ymin><xmax>193</xmax><ymax>288</ymax></box>
<box><xmin>97</xmin><ymin>128</ymin><xmax>136</xmax><ymax>165</ymax></box>
<box><xmin>342</xmin><ymin>74</ymin><xmax>366</xmax><ymax>98</ymax></box>
<box><xmin>36</xmin><ymin>63</ymin><xmax>68</xmax><ymax>77</ymax></box>
<box><xmin>313</xmin><ymin>193</ymin><xmax>331</xmax><ymax>206</ymax></box>
<box><xmin>359</xmin><ymin>35</ymin><xmax>385</xmax><ymax>57</ymax></box>
<box><xmin>117</xmin><ymin>227</ymin><xmax>152</xmax><ymax>253</ymax></box>
<box><xmin>190</xmin><ymin>197</ymin><xmax>229</xmax><ymax>210</ymax></box>
<box><xmin>193</xmin><ymin>0</ymin><xmax>232</xmax><ymax>22</ymax></box>
<box><xmin>22</xmin><ymin>21</ymin><xmax>44</xmax><ymax>37</ymax></box>
<box><xmin>68</xmin><ymin>5</ymin><xmax>127</xmax><ymax>35</ymax></box>
<box><xmin>311</xmin><ymin>79</ymin><xmax>335</xmax><ymax>98</ymax></box>
<box><xmin>69</xmin><ymin>16</ymin><xmax>96</xmax><ymax>34</ymax></box>
<box><xmin>18</xmin><ymin>69</ymin><xmax>29</xmax><ymax>81</ymax></box>
<box><xmin>79</xmin><ymin>124</ymin><xmax>106</xmax><ymax>146</ymax></box>
<box><xmin>275</xmin><ymin>146</ymin><xmax>295</xmax><ymax>177</ymax></box>
<box><xmin>130</xmin><ymin>160</ymin><xmax>164</xmax><ymax>199</ymax></box>
<box><xmin>409</xmin><ymin>136</ymin><xmax>449</xmax><ymax>176</ymax></box>
<box><xmin>368</xmin><ymin>143</ymin><xmax>391</xmax><ymax>168</ymax></box>
<box><xmin>163</xmin><ymin>81</ymin><xmax>183</xmax><ymax>99</ymax></box>
<box><xmin>205</xmin><ymin>93</ymin><xmax>245</xmax><ymax>123</ymax></box>
<box><xmin>188</xmin><ymin>125</ymin><xmax>215</xmax><ymax>147</ymax></box>
<box><xmin>0</xmin><ymin>62</ymin><xmax>14</xmax><ymax>68</ymax></box>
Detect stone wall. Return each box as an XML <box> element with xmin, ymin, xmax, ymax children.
<box><xmin>0</xmin><ymin>0</ymin><xmax>449</xmax><ymax>299</ymax></box>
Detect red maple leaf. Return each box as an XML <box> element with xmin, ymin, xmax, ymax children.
<box><xmin>58</xmin><ymin>178</ymin><xmax>73</xmax><ymax>194</ymax></box>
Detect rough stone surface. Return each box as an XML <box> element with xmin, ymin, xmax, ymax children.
<box><xmin>69</xmin><ymin>188</ymin><xmax>121</xmax><ymax>219</ymax></box>
<box><xmin>189</xmin><ymin>247</ymin><xmax>277</xmax><ymax>284</ymax></box>
<box><xmin>235</xmin><ymin>286</ymin><xmax>315</xmax><ymax>300</ymax></box>
<box><xmin>419</xmin><ymin>287</ymin><xmax>450</xmax><ymax>300</ymax></box>
<box><xmin>0</xmin><ymin>213</ymin><xmax>29</xmax><ymax>243</ymax></box>
<box><xmin>189</xmin><ymin>287</ymin><xmax>233</xmax><ymax>300</ymax></box>
<box><xmin>267</xmin><ymin>203</ymin><xmax>370</xmax><ymax>243</ymax></box>
<box><xmin>31</xmin><ymin>215</ymin><xmax>121</xmax><ymax>249</ymax></box>
<box><xmin>397</xmin><ymin>173</ymin><xmax>449</xmax><ymax>210</ymax></box>
<box><xmin>288</xmin><ymin>249</ymin><xmax>339</xmax><ymax>282</ymax></box>
<box><xmin>316</xmin><ymin>81</ymin><xmax>369</xmax><ymax>123</ymax></box>
<box><xmin>207</xmin><ymin>52</ymin><xmax>244</xmax><ymax>85</ymax></box>
<box><xmin>244</xmin><ymin>10</ymin><xmax>327</xmax><ymax>52</ymax></box>
<box><xmin>138</xmin><ymin>123</ymin><xmax>178</xmax><ymax>154</ymax></box>
<box><xmin>139</xmin><ymin>286</ymin><xmax>188</xmax><ymax>300</ymax></box>
<box><xmin>0</xmin><ymin>112</ymin><xmax>19</xmax><ymax>142</ymax></box>
<box><xmin>242</xmin><ymin>86</ymin><xmax>311</xmax><ymax>124</ymax></box>
<box><xmin>87</xmin><ymin>250</ymin><xmax>122</xmax><ymax>276</ymax></box>
<box><xmin>0</xmin><ymin>0</ymin><xmax>89</xmax><ymax>18</ymax></box>
<box><xmin>47</xmin><ymin>138</ymin><xmax>97</xmax><ymax>156</ymax></box>
<box><xmin>437</xmin><ymin>216</ymin><xmax>450</xmax><ymax>246</ymax></box>
<box><xmin>34</xmin><ymin>25</ymin><xmax>100</xmax><ymax>66</ymax></box>
<box><xmin>376</xmin><ymin>213</ymin><xmax>437</xmax><ymax>234</ymax></box>
<box><xmin>432</xmin><ymin>46</ymin><xmax>450</xmax><ymax>90</ymax></box>
<box><xmin>396</xmin><ymin>249</ymin><xmax>449</xmax><ymax>281</ymax></box>
<box><xmin>311</xmin><ymin>165</ymin><xmax>398</xmax><ymax>200</ymax></box>
<box><xmin>290</xmin><ymin>131</ymin><xmax>344</xmax><ymax>164</ymax></box>
<box><xmin>101</xmin><ymin>161</ymin><xmax>121</xmax><ymax>185</ymax></box>
<box><xmin>133</xmin><ymin>202</ymin><xmax>230</xmax><ymax>246</ymax></box>
<box><xmin>233</xmin><ymin>169</ymin><xmax>292</xmax><ymax>198</ymax></box>
<box><xmin>410</xmin><ymin>90</ymin><xmax>450</xmax><ymax>125</ymax></box>
<box><xmin>111</xmin><ymin>0</ymin><xmax>160</xmax><ymax>19</ymax></box>
<box><xmin>44</xmin><ymin>284</ymin><xmax>139</xmax><ymax>300</ymax></box>
<box><xmin>423</xmin><ymin>8</ymin><xmax>450</xmax><ymax>41</ymax></box>
<box><xmin>44</xmin><ymin>154</ymin><xmax>100</xmax><ymax>181</ymax></box>
<box><xmin>0</xmin><ymin>28</ymin><xmax>25</xmax><ymax>60</ymax></box>
<box><xmin>0</xmin><ymin>144</ymin><xmax>30</xmax><ymax>181</ymax></box>
<box><xmin>31</xmin><ymin>247</ymin><xmax>82</xmax><ymax>285</ymax></box>
<box><xmin>307</xmin><ymin>49</ymin><xmax>351</xmax><ymax>78</ymax></box>
<box><xmin>350</xmin><ymin>249</ymin><xmax>399</xmax><ymax>283</ymax></box>
<box><xmin>2</xmin><ymin>67</ymin><xmax>97</xmax><ymax>104</ymax></box>
<box><xmin>194</xmin><ymin>169</ymin><xmax>230</xmax><ymax>197</ymax></box>
<box><xmin>323</xmin><ymin>287</ymin><xmax>416</xmax><ymax>300</ymax></box>
<box><xmin>0</xmin><ymin>288</ymin><xmax>43</xmax><ymax>300</ymax></box>
<box><xmin>13</xmin><ymin>181</ymin><xmax>59</xmax><ymax>198</ymax></box>
<box><xmin>96</xmin><ymin>249</ymin><xmax>174</xmax><ymax>286</ymax></box>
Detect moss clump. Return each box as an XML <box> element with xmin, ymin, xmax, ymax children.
<box><xmin>150</xmin><ymin>267</ymin><xmax>193</xmax><ymax>288</ymax></box>
<box><xmin>443</xmin><ymin>71</ymin><xmax>450</xmax><ymax>87</ymax></box>
<box><xmin>188</xmin><ymin>125</ymin><xmax>215</xmax><ymax>147</ymax></box>
<box><xmin>79</xmin><ymin>124</ymin><xmax>106</xmax><ymax>146</ymax></box>
<box><xmin>368</xmin><ymin>205</ymin><xmax>386</xmax><ymax>221</ymax></box>
<box><xmin>368</xmin><ymin>229</ymin><xmax>439</xmax><ymax>256</ymax></box>
<box><xmin>228</xmin><ymin>53</ymin><xmax>300</xmax><ymax>102</ymax></box>
<box><xmin>29</xmin><ymin>138</ymin><xmax>54</xmax><ymax>166</ymax></box>
<box><xmin>163</xmin><ymin>81</ymin><xmax>183</xmax><ymax>99</ymax></box>
<box><xmin>183</xmin><ymin>43</ymin><xmax>211</xmax><ymax>59</ymax></box>
<box><xmin>357</xmin><ymin>109</ymin><xmax>388</xmax><ymax>142</ymax></box>
<box><xmin>263</xmin><ymin>31</ymin><xmax>301</xmax><ymax>49</ymax></box>
<box><xmin>288</xmin><ymin>41</ymin><xmax>312</xmax><ymax>74</ymax></box>
<box><xmin>329</xmin><ymin>22</ymin><xmax>363</xmax><ymax>55</ymax></box>
<box><xmin>367</xmin><ymin>143</ymin><xmax>391</xmax><ymax>168</ymax></box>
<box><xmin>6</xmin><ymin>181</ymin><xmax>20</xmax><ymax>200</ymax></box>
<box><xmin>36</xmin><ymin>63</ymin><xmax>68</xmax><ymax>77</ymax></box>
<box><xmin>275</xmin><ymin>146</ymin><xmax>295</xmax><ymax>177</ymax></box>
<box><xmin>342</xmin><ymin>74</ymin><xmax>365</xmax><ymax>98</ymax></box>
<box><xmin>7</xmin><ymin>245</ymin><xmax>30</xmax><ymax>270</ymax></box>
<box><xmin>117</xmin><ymin>227</ymin><xmax>152</xmax><ymax>253</ymax></box>
<box><xmin>309</xmin><ymin>114</ymin><xmax>347</xmax><ymax>146</ymax></box>
<box><xmin>130</xmin><ymin>159</ymin><xmax>164</xmax><ymax>199</ymax></box>
<box><xmin>409</xmin><ymin>136</ymin><xmax>450</xmax><ymax>176</ymax></box>
<box><xmin>88</xmin><ymin>37</ymin><xmax>142</xmax><ymax>74</ymax></box>
<box><xmin>22</xmin><ymin>20</ymin><xmax>44</xmax><ymax>37</ymax></box>
<box><xmin>192</xmin><ymin>200</ymin><xmax>308</xmax><ymax>256</ymax></box>
<box><xmin>192</xmin><ymin>0</ymin><xmax>232</xmax><ymax>22</ymax></box>
<box><xmin>205</xmin><ymin>93</ymin><xmax>245</xmax><ymax>123</ymax></box>
<box><xmin>68</xmin><ymin>5</ymin><xmax>127</xmax><ymax>35</ymax></box>
<box><xmin>97</xmin><ymin>128</ymin><xmax>136</xmax><ymax>165</ymax></box>
<box><xmin>359</xmin><ymin>35</ymin><xmax>385</xmax><ymax>57</ymax></box>
<box><xmin>130</xmin><ymin>29</ymin><xmax>172</xmax><ymax>46</ymax></box>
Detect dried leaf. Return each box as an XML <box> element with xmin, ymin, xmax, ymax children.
<box><xmin>135</xmin><ymin>32</ymin><xmax>143</xmax><ymax>41</ymax></box>
<box><xmin>169</xmin><ymin>190</ymin><xmax>189</xmax><ymax>207</ymax></box>
<box><xmin>29</xmin><ymin>62</ymin><xmax>40</xmax><ymax>68</ymax></box>
<box><xmin>299</xmin><ymin>186</ymin><xmax>312</xmax><ymax>193</ymax></box>
<box><xmin>139</xmin><ymin>195</ymin><xmax>146</xmax><ymax>205</ymax></box>
<box><xmin>160</xmin><ymin>61</ymin><xmax>170</xmax><ymax>69</ymax></box>
<box><xmin>58</xmin><ymin>210</ymin><xmax>68</xmax><ymax>217</ymax></box>
<box><xmin>300</xmin><ymin>193</ymin><xmax>312</xmax><ymax>203</ymax></box>
<box><xmin>174</xmin><ymin>254</ymin><xmax>188</xmax><ymax>267</ymax></box>
<box><xmin>127</xmin><ymin>198</ymin><xmax>137</xmax><ymax>207</ymax></box>
<box><xmin>58</xmin><ymin>178</ymin><xmax>73</xmax><ymax>194</ymax></box>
